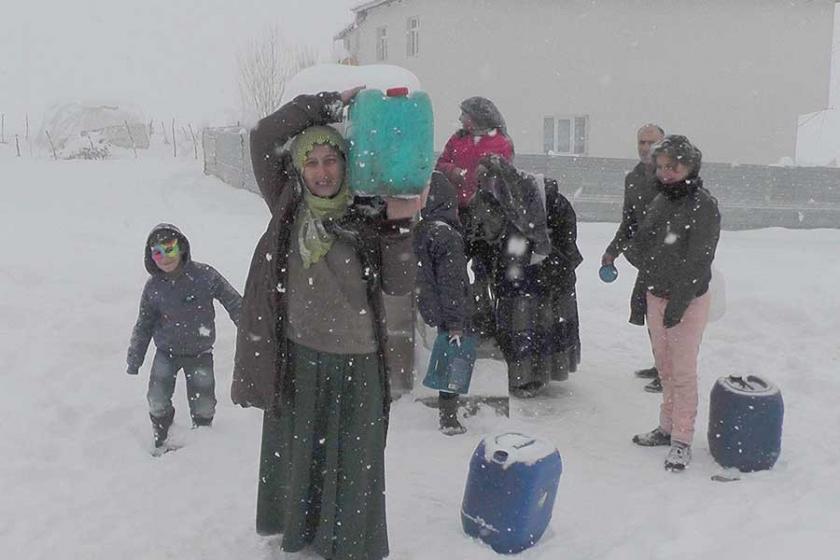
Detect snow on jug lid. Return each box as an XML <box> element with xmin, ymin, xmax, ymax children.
<box><xmin>483</xmin><ymin>433</ymin><xmax>558</xmax><ymax>469</ymax></box>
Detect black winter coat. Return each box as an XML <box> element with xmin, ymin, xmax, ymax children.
<box><xmin>127</xmin><ymin>224</ymin><xmax>241</xmax><ymax>373</ymax></box>
<box><xmin>626</xmin><ymin>177</ymin><xmax>721</xmax><ymax>327</ymax></box>
<box><xmin>606</xmin><ymin>161</ymin><xmax>660</xmax><ymax>258</ymax></box>
<box><xmin>413</xmin><ymin>172</ymin><xmax>471</xmax><ymax>332</ymax></box>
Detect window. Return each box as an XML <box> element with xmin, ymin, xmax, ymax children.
<box><xmin>406</xmin><ymin>17</ymin><xmax>420</xmax><ymax>57</ymax></box>
<box><xmin>543</xmin><ymin>115</ymin><xmax>588</xmax><ymax>155</ymax></box>
<box><xmin>376</xmin><ymin>26</ymin><xmax>388</xmax><ymax>61</ymax></box>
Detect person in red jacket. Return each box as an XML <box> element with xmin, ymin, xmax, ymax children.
<box><xmin>436</xmin><ymin>97</ymin><xmax>514</xmax><ymax>341</ymax></box>
<box><xmin>436</xmin><ymin>97</ymin><xmax>514</xmax><ymax>218</ymax></box>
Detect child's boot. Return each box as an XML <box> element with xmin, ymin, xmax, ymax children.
<box><xmin>439</xmin><ymin>393</ymin><xmax>466</xmax><ymax>436</ymax></box>
<box><xmin>150</xmin><ymin>409</ymin><xmax>175</xmax><ymax>448</ymax></box>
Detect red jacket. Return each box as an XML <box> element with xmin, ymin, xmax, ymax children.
<box><xmin>436</xmin><ymin>129</ymin><xmax>514</xmax><ymax>208</ymax></box>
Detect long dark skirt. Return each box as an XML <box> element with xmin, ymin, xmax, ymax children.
<box><xmin>496</xmin><ymin>288</ymin><xmax>581</xmax><ymax>390</ymax></box>
<box><xmin>256</xmin><ymin>342</ymin><xmax>389</xmax><ymax>560</ymax></box>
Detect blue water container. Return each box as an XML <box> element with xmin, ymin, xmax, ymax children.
<box><xmin>422</xmin><ymin>332</ymin><xmax>476</xmax><ymax>394</ymax></box>
<box><xmin>346</xmin><ymin>87</ymin><xmax>434</xmax><ymax>196</ymax></box>
<box><xmin>708</xmin><ymin>375</ymin><xmax>784</xmax><ymax>472</ymax></box>
<box><xmin>461</xmin><ymin>433</ymin><xmax>563</xmax><ymax>554</ymax></box>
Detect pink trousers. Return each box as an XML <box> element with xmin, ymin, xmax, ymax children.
<box><xmin>646</xmin><ymin>291</ymin><xmax>711</xmax><ymax>445</ymax></box>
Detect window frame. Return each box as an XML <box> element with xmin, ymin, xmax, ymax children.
<box><xmin>543</xmin><ymin>114</ymin><xmax>589</xmax><ymax>155</ymax></box>
<box><xmin>376</xmin><ymin>26</ymin><xmax>388</xmax><ymax>61</ymax></box>
<box><xmin>406</xmin><ymin>16</ymin><xmax>420</xmax><ymax>57</ymax></box>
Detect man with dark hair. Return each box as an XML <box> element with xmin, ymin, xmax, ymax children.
<box><xmin>601</xmin><ymin>124</ymin><xmax>665</xmax><ymax>392</ymax></box>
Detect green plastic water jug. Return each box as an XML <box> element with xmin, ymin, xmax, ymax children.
<box><xmin>346</xmin><ymin>87</ymin><xmax>434</xmax><ymax>197</ymax></box>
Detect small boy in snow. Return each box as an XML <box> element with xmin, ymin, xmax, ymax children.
<box><xmin>414</xmin><ymin>172</ymin><xmax>473</xmax><ymax>435</ymax></box>
<box><xmin>126</xmin><ymin>223</ymin><xmax>242</xmax><ymax>449</ymax></box>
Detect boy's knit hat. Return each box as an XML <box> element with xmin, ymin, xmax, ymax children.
<box><xmin>289</xmin><ymin>125</ymin><xmax>347</xmax><ymax>171</ymax></box>
<box><xmin>653</xmin><ymin>135</ymin><xmax>702</xmax><ymax>175</ymax></box>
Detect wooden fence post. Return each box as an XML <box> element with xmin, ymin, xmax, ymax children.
<box><xmin>44</xmin><ymin>130</ymin><xmax>58</xmax><ymax>160</ymax></box>
<box><xmin>187</xmin><ymin>124</ymin><xmax>198</xmax><ymax>160</ymax></box>
<box><xmin>171</xmin><ymin>118</ymin><xmax>177</xmax><ymax>158</ymax></box>
<box><xmin>124</xmin><ymin>120</ymin><xmax>138</xmax><ymax>158</ymax></box>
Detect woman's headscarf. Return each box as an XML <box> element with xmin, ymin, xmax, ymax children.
<box><xmin>460</xmin><ymin>96</ymin><xmax>509</xmax><ymax>137</ymax></box>
<box><xmin>472</xmin><ymin>154</ymin><xmax>551</xmax><ymax>258</ymax></box>
<box><xmin>289</xmin><ymin>125</ymin><xmax>351</xmax><ymax>268</ymax></box>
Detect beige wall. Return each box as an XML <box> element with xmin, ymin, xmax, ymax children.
<box><xmin>345</xmin><ymin>0</ymin><xmax>834</xmax><ymax>164</ymax></box>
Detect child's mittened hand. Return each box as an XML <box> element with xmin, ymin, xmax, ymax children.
<box><xmin>126</xmin><ymin>368</ymin><xmax>138</xmax><ymax>375</ymax></box>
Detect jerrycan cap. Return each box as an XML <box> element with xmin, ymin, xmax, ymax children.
<box><xmin>386</xmin><ymin>87</ymin><xmax>409</xmax><ymax>97</ymax></box>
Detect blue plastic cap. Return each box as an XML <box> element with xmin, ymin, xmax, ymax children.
<box><xmin>599</xmin><ymin>264</ymin><xmax>618</xmax><ymax>283</ymax></box>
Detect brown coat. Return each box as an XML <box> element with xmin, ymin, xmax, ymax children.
<box><xmin>230</xmin><ymin>92</ymin><xmax>416</xmax><ymax>416</ymax></box>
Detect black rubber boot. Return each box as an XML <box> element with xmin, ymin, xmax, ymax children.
<box><xmin>632</xmin><ymin>426</ymin><xmax>671</xmax><ymax>447</ymax></box>
<box><xmin>644</xmin><ymin>377</ymin><xmax>663</xmax><ymax>393</ymax></box>
<box><xmin>635</xmin><ymin>366</ymin><xmax>658</xmax><ymax>379</ymax></box>
<box><xmin>192</xmin><ymin>416</ymin><xmax>213</xmax><ymax>428</ymax></box>
<box><xmin>150</xmin><ymin>409</ymin><xmax>175</xmax><ymax>448</ymax></box>
<box><xmin>438</xmin><ymin>393</ymin><xmax>466</xmax><ymax>436</ymax></box>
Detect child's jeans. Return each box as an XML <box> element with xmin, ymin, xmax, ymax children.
<box><xmin>147</xmin><ymin>349</ymin><xmax>216</xmax><ymax>423</ymax></box>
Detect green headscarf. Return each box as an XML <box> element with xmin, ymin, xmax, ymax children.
<box><xmin>290</xmin><ymin>125</ymin><xmax>351</xmax><ymax>269</ymax></box>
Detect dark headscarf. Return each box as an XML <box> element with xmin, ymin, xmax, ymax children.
<box><xmin>472</xmin><ymin>155</ymin><xmax>551</xmax><ymax>257</ymax></box>
<box><xmin>460</xmin><ymin>97</ymin><xmax>509</xmax><ymax>137</ymax></box>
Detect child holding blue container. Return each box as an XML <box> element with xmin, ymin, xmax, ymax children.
<box><xmin>414</xmin><ymin>171</ymin><xmax>475</xmax><ymax>435</ymax></box>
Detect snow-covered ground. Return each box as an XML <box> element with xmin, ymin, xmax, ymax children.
<box><xmin>2</xmin><ymin>150</ymin><xmax>839</xmax><ymax>560</ymax></box>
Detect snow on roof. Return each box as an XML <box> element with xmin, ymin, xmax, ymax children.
<box><xmin>280</xmin><ymin>63</ymin><xmax>421</xmax><ymax>105</ymax></box>
<box><xmin>334</xmin><ymin>21</ymin><xmax>357</xmax><ymax>41</ymax></box>
<box><xmin>351</xmin><ymin>0</ymin><xmax>402</xmax><ymax>14</ymax></box>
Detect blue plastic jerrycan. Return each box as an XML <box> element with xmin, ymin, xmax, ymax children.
<box><xmin>461</xmin><ymin>433</ymin><xmax>563</xmax><ymax>554</ymax></box>
<box><xmin>422</xmin><ymin>331</ymin><xmax>476</xmax><ymax>395</ymax></box>
<box><xmin>708</xmin><ymin>375</ymin><xmax>784</xmax><ymax>472</ymax></box>
<box><xmin>346</xmin><ymin>87</ymin><xmax>434</xmax><ymax>197</ymax></box>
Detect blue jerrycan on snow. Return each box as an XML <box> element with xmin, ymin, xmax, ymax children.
<box><xmin>461</xmin><ymin>433</ymin><xmax>563</xmax><ymax>554</ymax></box>
<box><xmin>422</xmin><ymin>332</ymin><xmax>476</xmax><ymax>395</ymax></box>
<box><xmin>346</xmin><ymin>87</ymin><xmax>434</xmax><ymax>196</ymax></box>
<box><xmin>708</xmin><ymin>375</ymin><xmax>784</xmax><ymax>472</ymax></box>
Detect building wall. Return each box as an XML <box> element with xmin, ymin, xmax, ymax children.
<box><xmin>345</xmin><ymin>0</ymin><xmax>834</xmax><ymax>164</ymax></box>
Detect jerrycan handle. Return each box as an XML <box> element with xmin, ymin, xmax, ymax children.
<box><xmin>386</xmin><ymin>87</ymin><xmax>409</xmax><ymax>97</ymax></box>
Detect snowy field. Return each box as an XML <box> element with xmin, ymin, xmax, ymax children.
<box><xmin>2</xmin><ymin>151</ymin><xmax>839</xmax><ymax>560</ymax></box>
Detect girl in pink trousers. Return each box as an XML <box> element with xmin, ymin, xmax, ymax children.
<box><xmin>624</xmin><ymin>135</ymin><xmax>721</xmax><ymax>472</ymax></box>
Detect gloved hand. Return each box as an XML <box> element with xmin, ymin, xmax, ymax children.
<box><xmin>127</xmin><ymin>367</ymin><xmax>139</xmax><ymax>375</ymax></box>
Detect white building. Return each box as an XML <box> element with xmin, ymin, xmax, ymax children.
<box><xmin>336</xmin><ymin>0</ymin><xmax>837</xmax><ymax>165</ymax></box>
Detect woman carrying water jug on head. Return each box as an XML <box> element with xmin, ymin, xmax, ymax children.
<box><xmin>231</xmin><ymin>86</ymin><xmax>419</xmax><ymax>560</ymax></box>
